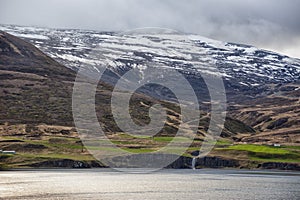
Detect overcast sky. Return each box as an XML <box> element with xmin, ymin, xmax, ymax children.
<box><xmin>0</xmin><ymin>0</ymin><xmax>299</xmax><ymax>58</ymax></box>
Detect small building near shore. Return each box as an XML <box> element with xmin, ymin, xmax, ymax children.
<box><xmin>0</xmin><ymin>150</ymin><xmax>16</xmax><ymax>155</ymax></box>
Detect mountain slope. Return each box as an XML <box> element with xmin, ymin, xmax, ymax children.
<box><xmin>229</xmin><ymin>84</ymin><xmax>300</xmax><ymax>144</ymax></box>
<box><xmin>1</xmin><ymin>24</ymin><xmax>298</xmax><ymax>145</ymax></box>
<box><xmin>0</xmin><ymin>31</ymin><xmax>76</xmax><ymax>126</ymax></box>
<box><xmin>0</xmin><ymin>30</ymin><xmax>253</xmax><ymax>138</ymax></box>
<box><xmin>1</xmin><ymin>24</ymin><xmax>299</xmax><ymax>102</ymax></box>
<box><xmin>0</xmin><ymin>25</ymin><xmax>299</xmax><ymax>140</ymax></box>
<box><xmin>0</xmin><ymin>27</ymin><xmax>299</xmax><ymax>169</ymax></box>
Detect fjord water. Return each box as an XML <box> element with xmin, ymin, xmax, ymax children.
<box><xmin>0</xmin><ymin>169</ymin><xmax>299</xmax><ymax>200</ymax></box>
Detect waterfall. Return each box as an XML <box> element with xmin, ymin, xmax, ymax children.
<box><xmin>192</xmin><ymin>157</ymin><xmax>196</xmax><ymax>170</ymax></box>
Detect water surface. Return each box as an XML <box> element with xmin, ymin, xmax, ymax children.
<box><xmin>0</xmin><ymin>169</ymin><xmax>299</xmax><ymax>199</ymax></box>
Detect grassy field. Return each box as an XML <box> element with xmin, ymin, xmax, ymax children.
<box><xmin>1</xmin><ymin>135</ymin><xmax>300</xmax><ymax>169</ymax></box>
<box><xmin>216</xmin><ymin>144</ymin><xmax>300</xmax><ymax>163</ymax></box>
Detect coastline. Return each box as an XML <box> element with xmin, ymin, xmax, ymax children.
<box><xmin>1</xmin><ymin>155</ymin><xmax>300</xmax><ymax>171</ymax></box>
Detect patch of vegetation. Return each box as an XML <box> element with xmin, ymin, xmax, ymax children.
<box><xmin>224</xmin><ymin>117</ymin><xmax>255</xmax><ymax>134</ymax></box>
<box><xmin>153</xmin><ymin>136</ymin><xmax>191</xmax><ymax>143</ymax></box>
<box><xmin>1</xmin><ymin>133</ymin><xmax>300</xmax><ymax>169</ymax></box>
<box><xmin>122</xmin><ymin>148</ymin><xmax>157</xmax><ymax>154</ymax></box>
<box><xmin>215</xmin><ymin>139</ymin><xmax>233</xmax><ymax>146</ymax></box>
<box><xmin>0</xmin><ymin>163</ymin><xmax>8</xmax><ymax>170</ymax></box>
<box><xmin>226</xmin><ymin>144</ymin><xmax>290</xmax><ymax>154</ymax></box>
<box><xmin>18</xmin><ymin>153</ymin><xmax>93</xmax><ymax>161</ymax></box>
<box><xmin>282</xmin><ymin>145</ymin><xmax>300</xmax><ymax>151</ymax></box>
<box><xmin>217</xmin><ymin>144</ymin><xmax>300</xmax><ymax>163</ymax></box>
<box><xmin>249</xmin><ymin>156</ymin><xmax>300</xmax><ymax>163</ymax></box>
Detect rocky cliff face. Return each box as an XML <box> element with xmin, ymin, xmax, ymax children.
<box><xmin>168</xmin><ymin>156</ymin><xmax>239</xmax><ymax>169</ymax></box>
<box><xmin>29</xmin><ymin>159</ymin><xmax>105</xmax><ymax>168</ymax></box>
<box><xmin>168</xmin><ymin>156</ymin><xmax>300</xmax><ymax>170</ymax></box>
<box><xmin>258</xmin><ymin>162</ymin><xmax>300</xmax><ymax>170</ymax></box>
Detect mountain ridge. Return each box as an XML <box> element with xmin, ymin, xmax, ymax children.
<box><xmin>1</xmin><ymin>24</ymin><xmax>299</xmax><ymax>103</ymax></box>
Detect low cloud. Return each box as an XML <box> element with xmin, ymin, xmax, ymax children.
<box><xmin>0</xmin><ymin>0</ymin><xmax>299</xmax><ymax>58</ymax></box>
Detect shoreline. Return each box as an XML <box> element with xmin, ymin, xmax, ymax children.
<box><xmin>2</xmin><ymin>164</ymin><xmax>300</xmax><ymax>173</ymax></box>
<box><xmin>2</xmin><ymin>168</ymin><xmax>300</xmax><ymax>176</ymax></box>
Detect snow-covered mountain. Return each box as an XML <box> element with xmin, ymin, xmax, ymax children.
<box><xmin>1</xmin><ymin>24</ymin><xmax>299</xmax><ymax>144</ymax></box>
<box><xmin>1</xmin><ymin>24</ymin><xmax>299</xmax><ymax>101</ymax></box>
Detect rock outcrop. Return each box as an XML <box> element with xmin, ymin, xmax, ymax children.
<box><xmin>258</xmin><ymin>162</ymin><xmax>300</xmax><ymax>170</ymax></box>
<box><xmin>29</xmin><ymin>159</ymin><xmax>105</xmax><ymax>168</ymax></box>
<box><xmin>167</xmin><ymin>156</ymin><xmax>240</xmax><ymax>169</ymax></box>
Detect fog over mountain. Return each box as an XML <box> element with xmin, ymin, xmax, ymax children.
<box><xmin>0</xmin><ymin>0</ymin><xmax>299</xmax><ymax>58</ymax></box>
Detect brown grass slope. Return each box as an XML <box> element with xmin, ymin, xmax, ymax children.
<box><xmin>0</xmin><ymin>31</ymin><xmax>253</xmax><ymax>138</ymax></box>
<box><xmin>0</xmin><ymin>31</ymin><xmax>76</xmax><ymax>126</ymax></box>
<box><xmin>229</xmin><ymin>83</ymin><xmax>300</xmax><ymax>144</ymax></box>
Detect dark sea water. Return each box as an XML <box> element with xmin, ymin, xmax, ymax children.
<box><xmin>0</xmin><ymin>169</ymin><xmax>299</xmax><ymax>200</ymax></box>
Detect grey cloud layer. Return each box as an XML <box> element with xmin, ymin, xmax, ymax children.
<box><xmin>0</xmin><ymin>0</ymin><xmax>299</xmax><ymax>57</ymax></box>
